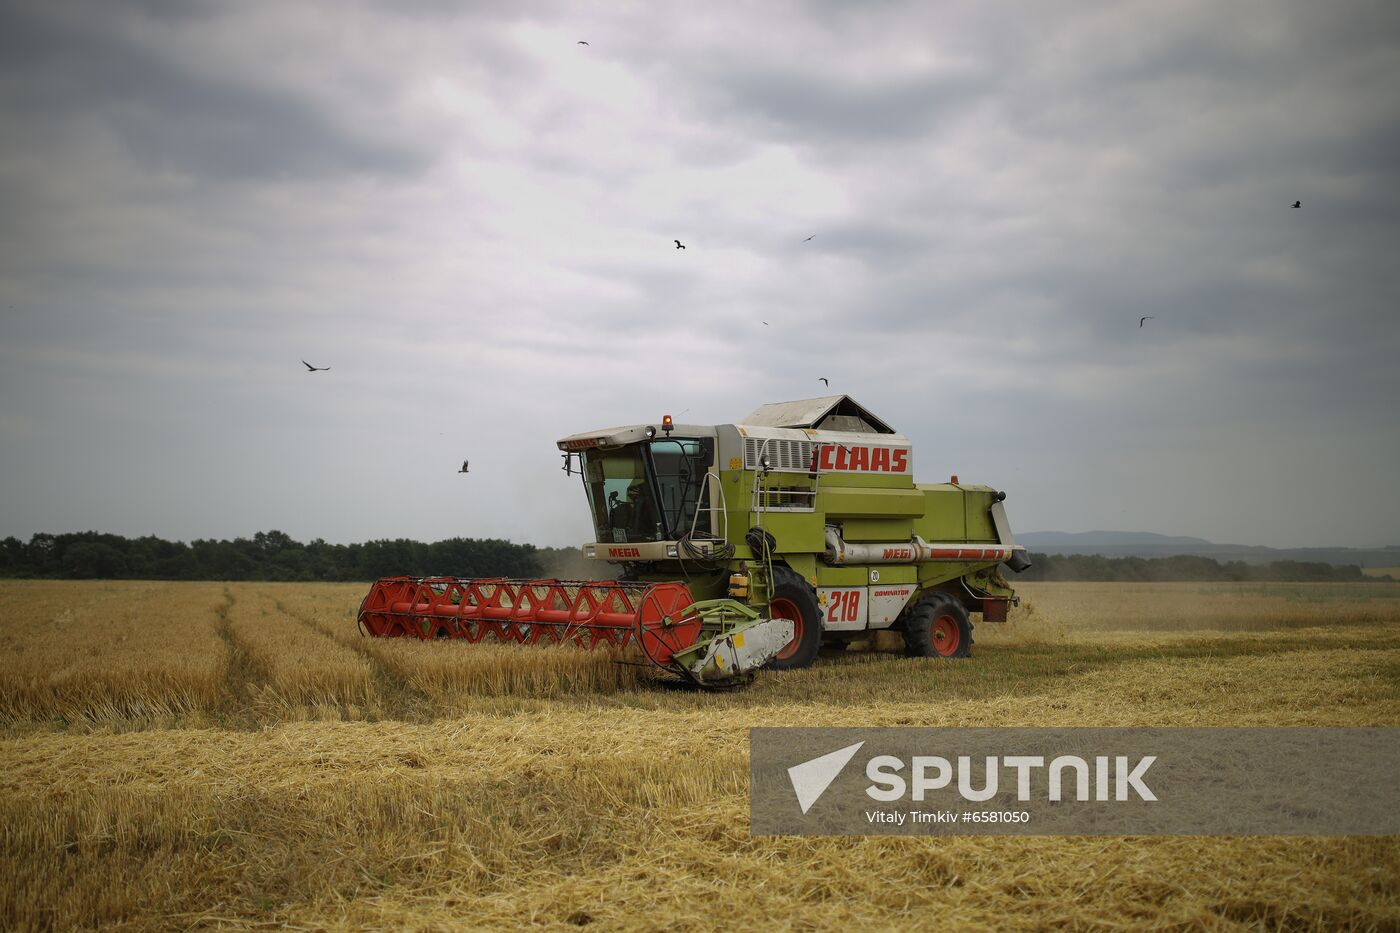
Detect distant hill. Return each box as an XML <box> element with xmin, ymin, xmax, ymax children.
<box><xmin>1021</xmin><ymin>531</ymin><xmax>1214</xmax><ymax>548</ymax></box>
<box><xmin>1019</xmin><ymin>531</ymin><xmax>1400</xmax><ymax>568</ymax></box>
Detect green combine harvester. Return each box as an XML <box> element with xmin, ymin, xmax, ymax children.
<box><xmin>359</xmin><ymin>395</ymin><xmax>1030</xmax><ymax>687</ymax></box>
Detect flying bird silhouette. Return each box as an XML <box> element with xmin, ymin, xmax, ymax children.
<box><xmin>1139</xmin><ymin>316</ymin><xmax>1155</xmax><ymax>328</ymax></box>
<box><xmin>1291</xmin><ymin>201</ymin><xmax>1301</xmax><ymax>209</ymax></box>
<box><xmin>674</xmin><ymin>239</ymin><xmax>686</xmax><ymax>249</ymax></box>
<box><xmin>761</xmin><ymin>320</ymin><xmax>769</xmax><ymax>326</ymax></box>
<box><xmin>818</xmin><ymin>377</ymin><xmax>829</xmax><ymax>386</ymax></box>
<box><xmin>302</xmin><ymin>360</ymin><xmax>329</xmax><ymax>372</ymax></box>
<box><xmin>458</xmin><ymin>460</ymin><xmax>469</xmax><ymax>474</ymax></box>
<box><xmin>577</xmin><ymin>40</ymin><xmax>589</xmax><ymax>45</ymax></box>
<box><xmin>803</xmin><ymin>234</ymin><xmax>816</xmax><ymax>242</ymax></box>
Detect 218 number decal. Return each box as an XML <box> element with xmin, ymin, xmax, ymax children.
<box><xmin>827</xmin><ymin>589</ymin><xmax>863</xmax><ymax>623</ymax></box>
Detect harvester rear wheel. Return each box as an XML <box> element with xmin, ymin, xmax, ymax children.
<box><xmin>903</xmin><ymin>594</ymin><xmax>972</xmax><ymax>659</ymax></box>
<box><xmin>767</xmin><ymin>566</ymin><xmax>821</xmax><ymax>670</ymax></box>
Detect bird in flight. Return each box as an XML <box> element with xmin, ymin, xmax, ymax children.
<box><xmin>818</xmin><ymin>377</ymin><xmax>829</xmax><ymax>386</ymax></box>
<box><xmin>577</xmin><ymin>40</ymin><xmax>589</xmax><ymax>45</ymax></box>
<box><xmin>761</xmin><ymin>320</ymin><xmax>769</xmax><ymax>326</ymax></box>
<box><xmin>674</xmin><ymin>239</ymin><xmax>686</xmax><ymax>249</ymax></box>
<box><xmin>302</xmin><ymin>360</ymin><xmax>330</xmax><ymax>372</ymax></box>
<box><xmin>803</xmin><ymin>234</ymin><xmax>816</xmax><ymax>242</ymax></box>
<box><xmin>458</xmin><ymin>460</ymin><xmax>469</xmax><ymax>474</ymax></box>
<box><xmin>1291</xmin><ymin>201</ymin><xmax>1301</xmax><ymax>209</ymax></box>
<box><xmin>1139</xmin><ymin>316</ymin><xmax>1155</xmax><ymax>328</ymax></box>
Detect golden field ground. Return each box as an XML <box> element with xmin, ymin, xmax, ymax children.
<box><xmin>2</xmin><ymin>580</ymin><xmax>1399</xmax><ymax>931</ymax></box>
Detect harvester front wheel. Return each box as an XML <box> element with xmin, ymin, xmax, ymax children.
<box><xmin>903</xmin><ymin>594</ymin><xmax>973</xmax><ymax>659</ymax></box>
<box><xmin>767</xmin><ymin>566</ymin><xmax>822</xmax><ymax>670</ymax></box>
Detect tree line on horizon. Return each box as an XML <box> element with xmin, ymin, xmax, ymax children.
<box><xmin>1015</xmin><ymin>551</ymin><xmax>1380</xmax><ymax>583</ymax></box>
<box><xmin>0</xmin><ymin>531</ymin><xmax>1385</xmax><ymax>584</ymax></box>
<box><xmin>0</xmin><ymin>531</ymin><xmax>543</xmax><ymax>582</ymax></box>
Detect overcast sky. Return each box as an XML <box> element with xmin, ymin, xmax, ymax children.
<box><xmin>1</xmin><ymin>0</ymin><xmax>1397</xmax><ymax>549</ymax></box>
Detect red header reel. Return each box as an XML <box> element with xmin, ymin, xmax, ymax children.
<box><xmin>357</xmin><ymin>577</ymin><xmax>702</xmax><ymax>667</ymax></box>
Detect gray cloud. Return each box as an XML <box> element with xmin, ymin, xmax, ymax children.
<box><xmin>694</xmin><ymin>62</ymin><xmax>990</xmax><ymax>143</ymax></box>
<box><xmin>0</xmin><ymin>4</ymin><xmax>427</xmax><ymax>180</ymax></box>
<box><xmin>0</xmin><ymin>0</ymin><xmax>1397</xmax><ymax>549</ymax></box>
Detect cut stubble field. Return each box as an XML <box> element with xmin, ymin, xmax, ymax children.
<box><xmin>2</xmin><ymin>579</ymin><xmax>1399</xmax><ymax>930</ymax></box>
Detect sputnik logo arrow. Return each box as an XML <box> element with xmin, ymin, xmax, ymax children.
<box><xmin>787</xmin><ymin>741</ymin><xmax>865</xmax><ymax>814</ymax></box>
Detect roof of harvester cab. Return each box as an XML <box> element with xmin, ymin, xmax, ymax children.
<box><xmin>741</xmin><ymin>395</ymin><xmax>896</xmax><ymax>434</ymax></box>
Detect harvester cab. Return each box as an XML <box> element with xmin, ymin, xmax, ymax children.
<box><xmin>358</xmin><ymin>396</ymin><xmax>1030</xmax><ymax>688</ymax></box>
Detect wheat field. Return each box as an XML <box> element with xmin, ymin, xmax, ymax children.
<box><xmin>2</xmin><ymin>579</ymin><xmax>1399</xmax><ymax>930</ymax></box>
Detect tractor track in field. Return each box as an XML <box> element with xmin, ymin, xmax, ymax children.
<box><xmin>213</xmin><ymin>587</ymin><xmax>274</xmax><ymax>728</ymax></box>
<box><xmin>273</xmin><ymin>597</ymin><xmax>432</xmax><ymax>722</ymax></box>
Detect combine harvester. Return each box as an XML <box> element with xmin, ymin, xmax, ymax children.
<box><xmin>359</xmin><ymin>396</ymin><xmax>1030</xmax><ymax>687</ymax></box>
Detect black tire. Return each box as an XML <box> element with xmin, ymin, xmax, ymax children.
<box><xmin>902</xmin><ymin>593</ymin><xmax>973</xmax><ymax>659</ymax></box>
<box><xmin>766</xmin><ymin>565</ymin><xmax>822</xmax><ymax>670</ymax></box>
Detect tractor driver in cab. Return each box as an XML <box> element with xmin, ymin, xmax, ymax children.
<box><xmin>608</xmin><ymin>481</ymin><xmax>659</xmax><ymax>540</ymax></box>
